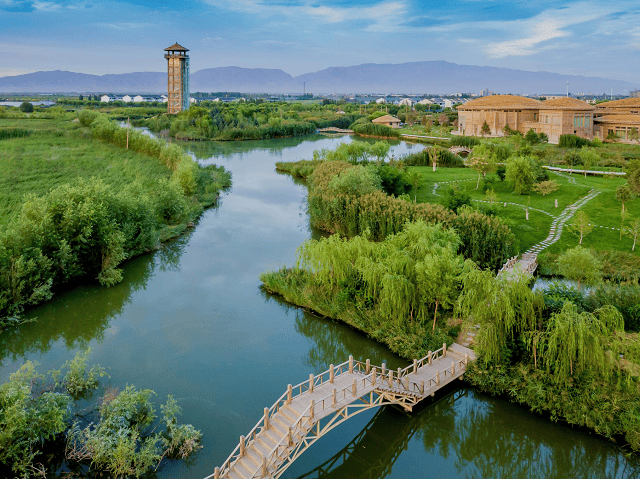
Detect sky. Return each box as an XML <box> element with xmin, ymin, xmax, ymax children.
<box><xmin>1</xmin><ymin>0</ymin><xmax>640</xmax><ymax>82</ymax></box>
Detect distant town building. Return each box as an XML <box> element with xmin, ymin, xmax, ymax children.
<box><xmin>372</xmin><ymin>114</ymin><xmax>402</xmax><ymax>129</ymax></box>
<box><xmin>375</xmin><ymin>98</ymin><xmax>386</xmax><ymax>104</ymax></box>
<box><xmin>122</xmin><ymin>95</ymin><xmax>132</xmax><ymax>103</ymax></box>
<box><xmin>133</xmin><ymin>95</ymin><xmax>144</xmax><ymax>103</ymax></box>
<box><xmin>164</xmin><ymin>42</ymin><xmax>190</xmax><ymax>114</ymax></box>
<box><xmin>456</xmin><ymin>94</ymin><xmax>640</xmax><ymax>143</ymax></box>
<box><xmin>100</xmin><ymin>95</ymin><xmax>110</xmax><ymax>103</ymax></box>
<box><xmin>481</xmin><ymin>89</ymin><xmax>494</xmax><ymax>97</ymax></box>
<box><xmin>398</xmin><ymin>98</ymin><xmax>413</xmax><ymax>107</ymax></box>
<box><xmin>630</xmin><ymin>90</ymin><xmax>640</xmax><ymax>98</ymax></box>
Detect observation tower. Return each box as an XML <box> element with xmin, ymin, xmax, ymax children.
<box><xmin>164</xmin><ymin>43</ymin><xmax>190</xmax><ymax>114</ymax></box>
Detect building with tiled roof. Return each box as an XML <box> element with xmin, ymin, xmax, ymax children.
<box><xmin>456</xmin><ymin>94</ymin><xmax>640</xmax><ymax>144</ymax></box>
<box><xmin>372</xmin><ymin>114</ymin><xmax>401</xmax><ymax>129</ymax></box>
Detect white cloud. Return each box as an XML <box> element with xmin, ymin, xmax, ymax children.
<box><xmin>32</xmin><ymin>1</ymin><xmax>62</xmax><ymax>10</ymax></box>
<box><xmin>202</xmin><ymin>0</ymin><xmax>408</xmax><ymax>32</ymax></box>
<box><xmin>97</xmin><ymin>22</ymin><xmax>152</xmax><ymax>29</ymax></box>
<box><xmin>479</xmin><ymin>3</ymin><xmax>619</xmax><ymax>58</ymax></box>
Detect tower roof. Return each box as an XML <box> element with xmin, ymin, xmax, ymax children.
<box><xmin>165</xmin><ymin>43</ymin><xmax>189</xmax><ymax>52</ymax></box>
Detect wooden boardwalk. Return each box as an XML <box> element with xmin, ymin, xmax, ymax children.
<box><xmin>207</xmin><ymin>343</ymin><xmax>475</xmax><ymax>479</ymax></box>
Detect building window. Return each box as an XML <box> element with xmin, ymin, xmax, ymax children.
<box><xmin>534</xmin><ymin>113</ymin><xmax>539</xmax><ymax>121</ymax></box>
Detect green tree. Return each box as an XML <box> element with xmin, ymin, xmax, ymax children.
<box><xmin>327</xmin><ymin>164</ymin><xmax>381</xmax><ymax>196</ymax></box>
<box><xmin>505</xmin><ymin>156</ymin><xmax>536</xmax><ymax>194</ymax></box>
<box><xmin>619</xmin><ymin>209</ymin><xmax>628</xmax><ymax>240</ymax></box>
<box><xmin>370</xmin><ymin>140</ymin><xmax>390</xmax><ymax>164</ymax></box>
<box><xmin>579</xmin><ymin>147</ymin><xmax>600</xmax><ymax>175</ymax></box>
<box><xmin>524</xmin><ymin>129</ymin><xmax>540</xmax><ymax>144</ymax></box>
<box><xmin>557</xmin><ymin>246</ymin><xmax>602</xmax><ymax>288</ymax></box>
<box><xmin>457</xmin><ymin>266</ymin><xmax>542</xmax><ymax>364</ymax></box>
<box><xmin>485</xmin><ymin>188</ymin><xmax>498</xmax><ymax>204</ymax></box>
<box><xmin>480</xmin><ymin>120</ymin><xmax>491</xmax><ymax>137</ymax></box>
<box><xmin>533</xmin><ymin>179</ymin><xmax>559</xmax><ymax>196</ymax></box>
<box><xmin>627</xmin><ymin>160</ymin><xmax>640</xmax><ymax>195</ymax></box>
<box><xmin>544</xmin><ymin>303</ymin><xmax>623</xmax><ymax>378</ymax></box>
<box><xmin>538</xmin><ymin>132</ymin><xmax>549</xmax><ymax>143</ymax></box>
<box><xmin>567</xmin><ymin>210</ymin><xmax>593</xmax><ymax>245</ymax></box>
<box><xmin>406</xmin><ymin>170</ymin><xmax>422</xmax><ymax>202</ymax></box>
<box><xmin>629</xmin><ymin>127</ymin><xmax>639</xmax><ymax>142</ymax></box>
<box><xmin>19</xmin><ymin>101</ymin><xmax>34</xmax><ymax>113</ymax></box>
<box><xmin>416</xmin><ymin>247</ymin><xmax>464</xmax><ymax>331</ymax></box>
<box><xmin>624</xmin><ymin>217</ymin><xmax>640</xmax><ymax>251</ymax></box>
<box><xmin>615</xmin><ymin>185</ymin><xmax>634</xmax><ymax>214</ymax></box>
<box><xmin>468</xmin><ymin>144</ymin><xmax>497</xmax><ymax>189</ymax></box>
<box><xmin>563</xmin><ymin>150</ymin><xmax>583</xmax><ymax>174</ymax></box>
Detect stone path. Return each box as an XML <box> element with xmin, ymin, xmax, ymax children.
<box><xmin>523</xmin><ymin>188</ymin><xmax>601</xmax><ymax>256</ymax></box>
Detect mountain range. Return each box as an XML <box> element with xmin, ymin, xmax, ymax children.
<box><xmin>0</xmin><ymin>61</ymin><xmax>636</xmax><ymax>95</ymax></box>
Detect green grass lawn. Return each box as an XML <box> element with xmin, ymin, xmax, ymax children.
<box><xmin>410</xmin><ymin>165</ymin><xmax>639</xmax><ymax>256</ymax></box>
<box><xmin>398</xmin><ymin>124</ymin><xmax>452</xmax><ymax>137</ymax></box>
<box><xmin>0</xmin><ymin>118</ymin><xmax>172</xmax><ymax>226</ymax></box>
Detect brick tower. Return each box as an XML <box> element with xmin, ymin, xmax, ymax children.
<box><xmin>164</xmin><ymin>43</ymin><xmax>190</xmax><ymax>114</ymax></box>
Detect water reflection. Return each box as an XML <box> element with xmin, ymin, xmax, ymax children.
<box><xmin>447</xmin><ymin>395</ymin><xmax>640</xmax><ymax>479</ymax></box>
<box><xmin>0</xmin><ymin>232</ymin><xmax>193</xmax><ymax>366</ymax></box>
<box><xmin>293</xmin><ymin>388</ymin><xmax>467</xmax><ymax>479</ymax></box>
<box><xmin>292</xmin><ymin>387</ymin><xmax>640</xmax><ymax>479</ymax></box>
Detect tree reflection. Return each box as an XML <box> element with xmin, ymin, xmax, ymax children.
<box><xmin>179</xmin><ymin>135</ymin><xmax>328</xmax><ymax>161</ymax></box>
<box><xmin>291</xmin><ymin>386</ymin><xmax>639</xmax><ymax>479</ymax></box>
<box><xmin>421</xmin><ymin>391</ymin><xmax>640</xmax><ymax>479</ymax></box>
<box><xmin>0</xmin><ymin>234</ymin><xmax>192</xmax><ymax>365</ymax></box>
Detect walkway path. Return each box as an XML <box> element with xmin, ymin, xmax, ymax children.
<box><xmin>208</xmin><ymin>343</ymin><xmax>475</xmax><ymax>479</ymax></box>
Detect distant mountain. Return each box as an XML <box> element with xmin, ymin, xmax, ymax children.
<box><xmin>0</xmin><ymin>61</ymin><xmax>636</xmax><ymax>94</ymax></box>
<box><xmin>0</xmin><ymin>70</ymin><xmax>166</xmax><ymax>93</ymax></box>
<box><xmin>191</xmin><ymin>67</ymin><xmax>298</xmax><ymax>93</ymax></box>
<box><xmin>295</xmin><ymin>61</ymin><xmax>637</xmax><ymax>95</ymax></box>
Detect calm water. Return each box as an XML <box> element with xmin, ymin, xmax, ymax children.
<box><xmin>0</xmin><ymin>135</ymin><xmax>638</xmax><ymax>478</ymax></box>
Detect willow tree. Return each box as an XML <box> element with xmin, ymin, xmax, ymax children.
<box><xmin>544</xmin><ymin>303</ymin><xmax>624</xmax><ymax>381</ymax></box>
<box><xmin>416</xmin><ymin>247</ymin><xmax>465</xmax><ymax>330</ymax></box>
<box><xmin>457</xmin><ymin>266</ymin><xmax>543</xmax><ymax>364</ymax></box>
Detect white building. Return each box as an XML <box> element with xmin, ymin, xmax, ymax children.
<box><xmin>417</xmin><ymin>99</ymin><xmax>434</xmax><ymax>105</ymax></box>
<box><xmin>122</xmin><ymin>95</ymin><xmax>133</xmax><ymax>103</ymax></box>
<box><xmin>375</xmin><ymin>98</ymin><xmax>387</xmax><ymax>104</ymax></box>
<box><xmin>443</xmin><ymin>99</ymin><xmax>455</xmax><ymax>108</ymax></box>
<box><xmin>133</xmin><ymin>95</ymin><xmax>145</xmax><ymax>103</ymax></box>
<box><xmin>398</xmin><ymin>98</ymin><xmax>413</xmax><ymax>107</ymax></box>
<box><xmin>100</xmin><ymin>95</ymin><xmax>111</xmax><ymax>103</ymax></box>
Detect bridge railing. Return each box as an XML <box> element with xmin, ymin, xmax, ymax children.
<box><xmin>211</xmin><ymin>346</ymin><xmax>470</xmax><ymax>479</ymax></box>
<box><xmin>255</xmin><ymin>371</ymin><xmax>379</xmax><ymax>479</ymax></box>
<box><xmin>212</xmin><ymin>356</ymin><xmax>377</xmax><ymax>479</ymax></box>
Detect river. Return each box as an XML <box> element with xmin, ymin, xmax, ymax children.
<box><xmin>0</xmin><ymin>134</ymin><xmax>637</xmax><ymax>478</ymax></box>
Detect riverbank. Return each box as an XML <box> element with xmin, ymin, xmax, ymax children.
<box><xmin>266</xmin><ymin>142</ymin><xmax>640</xmax><ymax>455</ymax></box>
<box><xmin>0</xmin><ymin>114</ymin><xmax>231</xmax><ymax>321</ymax></box>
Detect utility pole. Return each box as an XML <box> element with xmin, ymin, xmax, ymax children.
<box><xmin>566</xmin><ymin>81</ymin><xmax>569</xmax><ymax>97</ymax></box>
<box><xmin>303</xmin><ymin>82</ymin><xmax>306</xmax><ymax>96</ymax></box>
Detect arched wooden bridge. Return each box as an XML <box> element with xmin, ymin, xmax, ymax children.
<box><xmin>206</xmin><ymin>343</ymin><xmax>475</xmax><ymax>479</ymax></box>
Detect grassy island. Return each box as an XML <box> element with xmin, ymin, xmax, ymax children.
<box><xmin>0</xmin><ymin>108</ymin><xmax>231</xmax><ymax>322</ymax></box>
<box><xmin>263</xmin><ymin>139</ymin><xmax>640</xmax><ymax>453</ymax></box>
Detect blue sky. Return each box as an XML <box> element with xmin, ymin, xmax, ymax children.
<box><xmin>1</xmin><ymin>0</ymin><xmax>639</xmax><ymax>82</ymax></box>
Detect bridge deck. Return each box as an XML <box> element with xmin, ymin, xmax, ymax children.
<box><xmin>209</xmin><ymin>343</ymin><xmax>475</xmax><ymax>479</ymax></box>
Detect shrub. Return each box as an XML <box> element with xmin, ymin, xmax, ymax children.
<box><xmin>559</xmin><ymin>134</ymin><xmax>592</xmax><ymax>148</ymax></box>
<box><xmin>78</xmin><ymin>109</ymin><xmax>99</xmax><ymax>127</ymax></box>
<box><xmin>19</xmin><ymin>101</ymin><xmax>34</xmax><ymax>113</ymax></box>
<box><xmin>450</xmin><ymin>136</ymin><xmax>481</xmax><ymax>147</ymax></box>
<box><xmin>442</xmin><ymin>186</ymin><xmax>471</xmax><ymax>213</ymax></box>
<box><xmin>0</xmin><ymin>128</ymin><xmax>31</xmax><ymax>140</ymax></box>
<box><xmin>352</xmin><ymin>123</ymin><xmax>401</xmax><ymax>138</ymax></box>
